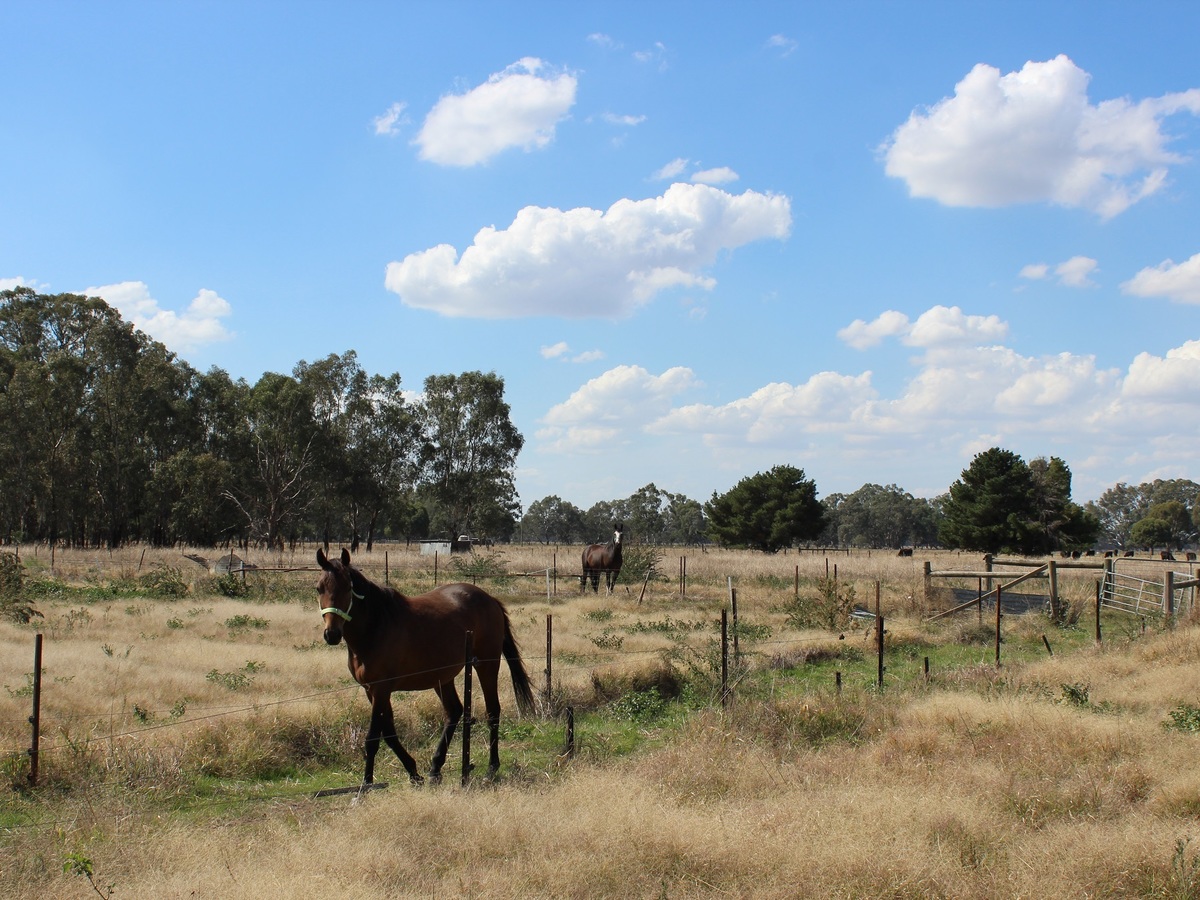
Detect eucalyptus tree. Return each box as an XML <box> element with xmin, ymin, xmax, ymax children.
<box><xmin>225</xmin><ymin>372</ymin><xmax>317</xmax><ymax>548</ymax></box>
<box><xmin>417</xmin><ymin>371</ymin><xmax>523</xmax><ymax>540</ymax></box>
<box><xmin>0</xmin><ymin>288</ymin><xmax>195</xmax><ymax>546</ymax></box>
<box><xmin>626</xmin><ymin>483</ymin><xmax>670</xmax><ymax>544</ymax></box>
<box><xmin>664</xmin><ymin>492</ymin><xmax>706</xmax><ymax>545</ymax></box>
<box><xmin>1089</xmin><ymin>479</ymin><xmax>1200</xmax><ymax>549</ymax></box>
<box><xmin>519</xmin><ymin>495</ymin><xmax>586</xmax><ymax>543</ymax></box>
<box><xmin>343</xmin><ymin>369</ymin><xmax>421</xmax><ymax>550</ymax></box>
<box><xmin>828</xmin><ymin>483</ymin><xmax>929</xmax><ymax>548</ymax></box>
<box><xmin>582</xmin><ymin>499</ymin><xmax>630</xmax><ymax>544</ymax></box>
<box><xmin>0</xmin><ymin>289</ymin><xmax>102</xmax><ymax>543</ymax></box>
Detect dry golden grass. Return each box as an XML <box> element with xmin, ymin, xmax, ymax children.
<box><xmin>4</xmin><ymin>543</ymin><xmax>1200</xmax><ymax>898</ymax></box>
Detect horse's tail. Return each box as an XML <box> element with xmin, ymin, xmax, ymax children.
<box><xmin>502</xmin><ymin>610</ymin><xmax>536</xmax><ymax>715</ymax></box>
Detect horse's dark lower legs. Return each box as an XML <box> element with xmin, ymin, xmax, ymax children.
<box><xmin>477</xmin><ymin>673</ymin><xmax>504</xmax><ymax>777</ymax></box>
<box><xmin>366</xmin><ymin>695</ymin><xmax>421</xmax><ymax>785</ymax></box>
<box><xmin>429</xmin><ymin>683</ymin><xmax>464</xmax><ymax>781</ymax></box>
<box><xmin>486</xmin><ymin>708</ymin><xmax>501</xmax><ymax>776</ymax></box>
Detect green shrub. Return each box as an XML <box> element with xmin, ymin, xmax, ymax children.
<box><xmin>139</xmin><ymin>565</ymin><xmax>188</xmax><ymax>598</ymax></box>
<box><xmin>0</xmin><ymin>552</ymin><xmax>41</xmax><ymax>623</ymax></box>
<box><xmin>214</xmin><ymin>572</ymin><xmax>250</xmax><ymax>598</ymax></box>
<box><xmin>783</xmin><ymin>576</ymin><xmax>856</xmax><ymax>630</ymax></box>
<box><xmin>1165</xmin><ymin>704</ymin><xmax>1200</xmax><ymax>733</ymax></box>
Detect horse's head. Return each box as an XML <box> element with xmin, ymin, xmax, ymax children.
<box><xmin>613</xmin><ymin>522</ymin><xmax>624</xmax><ymax>545</ymax></box>
<box><xmin>316</xmin><ymin>547</ymin><xmax>359</xmax><ymax>645</ymax></box>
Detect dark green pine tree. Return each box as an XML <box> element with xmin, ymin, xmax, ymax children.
<box><xmin>939</xmin><ymin>448</ymin><xmax>1039</xmax><ymax>554</ymax></box>
<box><xmin>705</xmin><ymin>464</ymin><xmax>825</xmax><ymax>552</ymax></box>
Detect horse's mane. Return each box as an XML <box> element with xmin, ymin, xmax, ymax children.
<box><xmin>346</xmin><ymin>564</ymin><xmax>409</xmax><ymax>622</ymax></box>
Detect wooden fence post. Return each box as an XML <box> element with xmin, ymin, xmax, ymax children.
<box><xmin>876</xmin><ymin>613</ymin><xmax>885</xmax><ymax>688</ymax></box>
<box><xmin>461</xmin><ymin>630</ymin><xmax>473</xmax><ymax>786</ymax></box>
<box><xmin>28</xmin><ymin>633</ymin><xmax>42</xmax><ymax>787</ymax></box>
<box><xmin>720</xmin><ymin>608</ymin><xmax>729</xmax><ymax>708</ymax></box>
<box><xmin>731</xmin><ymin>587</ymin><xmax>739</xmax><ymax>662</ymax></box>
<box><xmin>1048</xmin><ymin>559</ymin><xmax>1060</xmax><ymax>620</ymax></box>
<box><xmin>1165</xmin><ymin>569</ymin><xmax>1176</xmax><ymax>621</ymax></box>
<box><xmin>544</xmin><ymin>614</ymin><xmax>553</xmax><ymax>705</ymax></box>
<box><xmin>1095</xmin><ymin>580</ymin><xmax>1102</xmax><ymax>645</ymax></box>
<box><xmin>994</xmin><ymin>585</ymin><xmax>1003</xmax><ymax>667</ymax></box>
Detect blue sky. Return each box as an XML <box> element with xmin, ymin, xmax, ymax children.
<box><xmin>4</xmin><ymin>1</ymin><xmax>1200</xmax><ymax>511</ymax></box>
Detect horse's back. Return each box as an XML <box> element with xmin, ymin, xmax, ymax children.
<box><xmin>407</xmin><ymin>583</ymin><xmax>509</xmax><ymax>649</ymax></box>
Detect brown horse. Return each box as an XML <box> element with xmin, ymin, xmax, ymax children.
<box><xmin>316</xmin><ymin>548</ymin><xmax>534</xmax><ymax>785</ymax></box>
<box><xmin>581</xmin><ymin>522</ymin><xmax>624</xmax><ymax>594</ymax></box>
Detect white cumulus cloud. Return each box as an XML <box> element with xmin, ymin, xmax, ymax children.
<box><xmin>0</xmin><ymin>276</ymin><xmax>43</xmax><ymax>291</ymax></box>
<box><xmin>539</xmin><ymin>365</ymin><xmax>697</xmax><ymax>451</ymax></box>
<box><xmin>838</xmin><ymin>306</ymin><xmax>1007</xmax><ymax>350</ymax></box>
<box><xmin>415</xmin><ymin>58</ymin><xmax>577</xmax><ymax>166</ymax></box>
<box><xmin>1122</xmin><ymin>252</ymin><xmax>1200</xmax><ymax>304</ymax></box>
<box><xmin>84</xmin><ymin>281</ymin><xmax>233</xmax><ymax>352</ymax></box>
<box><xmin>1055</xmin><ymin>256</ymin><xmax>1099</xmax><ymax>287</ymax></box>
<box><xmin>1123</xmin><ymin>339</ymin><xmax>1200</xmax><ymax>399</ymax></box>
<box><xmin>882</xmin><ymin>54</ymin><xmax>1200</xmax><ymax>219</ymax></box>
<box><xmin>384</xmin><ymin>183</ymin><xmax>792</xmax><ymax>318</ymax></box>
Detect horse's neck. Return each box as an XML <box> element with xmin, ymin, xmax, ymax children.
<box><xmin>346</xmin><ymin>579</ymin><xmax>404</xmax><ymax>639</ymax></box>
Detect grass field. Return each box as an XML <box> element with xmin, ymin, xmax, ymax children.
<box><xmin>3</xmin><ymin>542</ymin><xmax>1200</xmax><ymax>898</ymax></box>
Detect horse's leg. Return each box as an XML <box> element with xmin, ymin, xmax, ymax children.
<box><xmin>475</xmin><ymin>661</ymin><xmax>504</xmax><ymax>777</ymax></box>
<box><xmin>370</xmin><ymin>693</ymin><xmax>422</xmax><ymax>785</ymax></box>
<box><xmin>429</xmin><ymin>682</ymin><xmax>463</xmax><ymax>782</ymax></box>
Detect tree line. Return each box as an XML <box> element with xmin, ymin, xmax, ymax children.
<box><xmin>522</xmin><ymin>458</ymin><xmax>1200</xmax><ymax>556</ymax></box>
<box><xmin>0</xmin><ymin>289</ymin><xmax>522</xmax><ymax>548</ymax></box>
<box><xmin>4</xmin><ymin>290</ymin><xmax>1195</xmax><ymax>555</ymax></box>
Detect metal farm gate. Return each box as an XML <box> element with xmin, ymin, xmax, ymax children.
<box><xmin>1100</xmin><ymin>558</ymin><xmax>1200</xmax><ymax>618</ymax></box>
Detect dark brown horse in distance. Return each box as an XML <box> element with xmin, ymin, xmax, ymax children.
<box><xmin>316</xmin><ymin>548</ymin><xmax>534</xmax><ymax>785</ymax></box>
<box><xmin>581</xmin><ymin>522</ymin><xmax>624</xmax><ymax>594</ymax></box>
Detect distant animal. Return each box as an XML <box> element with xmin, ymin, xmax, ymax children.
<box><xmin>316</xmin><ymin>548</ymin><xmax>534</xmax><ymax>784</ymax></box>
<box><xmin>581</xmin><ymin>522</ymin><xmax>624</xmax><ymax>594</ymax></box>
<box><xmin>1187</xmin><ymin>552</ymin><xmax>1197</xmax><ymax>562</ymax></box>
<box><xmin>896</xmin><ymin>547</ymin><xmax>913</xmax><ymax>557</ymax></box>
<box><xmin>1162</xmin><ymin>550</ymin><xmax>1176</xmax><ymax>561</ymax></box>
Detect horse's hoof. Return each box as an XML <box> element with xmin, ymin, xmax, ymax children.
<box><xmin>409</xmin><ymin>773</ymin><xmax>425</xmax><ymax>786</ymax></box>
<box><xmin>428</xmin><ymin>771</ymin><xmax>443</xmax><ymax>785</ymax></box>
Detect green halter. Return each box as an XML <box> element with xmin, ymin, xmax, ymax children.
<box><xmin>320</xmin><ymin>586</ymin><xmax>363</xmax><ymax>622</ymax></box>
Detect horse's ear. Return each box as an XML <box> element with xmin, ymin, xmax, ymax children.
<box><xmin>317</xmin><ymin>548</ymin><xmax>330</xmax><ymax>570</ymax></box>
<box><xmin>341</xmin><ymin>547</ymin><xmax>351</xmax><ymax>566</ymax></box>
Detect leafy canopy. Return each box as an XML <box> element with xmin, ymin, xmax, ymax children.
<box><xmin>705</xmin><ymin>465</ymin><xmax>825</xmax><ymax>552</ymax></box>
